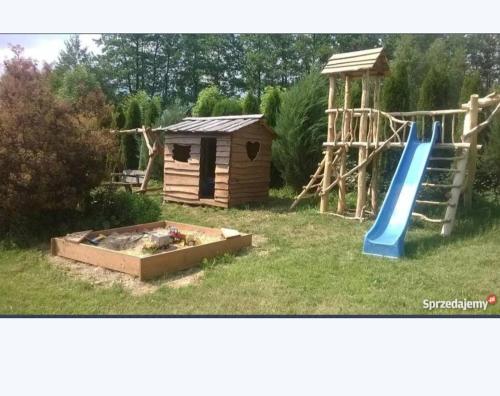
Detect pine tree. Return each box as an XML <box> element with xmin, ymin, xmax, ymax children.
<box><xmin>122</xmin><ymin>99</ymin><xmax>142</xmax><ymax>169</ymax></box>
<box><xmin>381</xmin><ymin>36</ymin><xmax>422</xmax><ymax>112</ymax></box>
<box><xmin>114</xmin><ymin>106</ymin><xmax>126</xmax><ymax>129</ymax></box>
<box><xmin>460</xmin><ymin>71</ymin><xmax>482</xmax><ymax>103</ymax></box>
<box><xmin>273</xmin><ymin>73</ymin><xmax>328</xmax><ymax>190</ymax></box>
<box><xmin>242</xmin><ymin>92</ymin><xmax>260</xmax><ymax>114</ymax></box>
<box><xmin>260</xmin><ymin>86</ymin><xmax>283</xmax><ymax>127</ymax></box>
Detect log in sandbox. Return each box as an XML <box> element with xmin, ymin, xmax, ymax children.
<box><xmin>51</xmin><ymin>221</ymin><xmax>252</xmax><ymax>280</ymax></box>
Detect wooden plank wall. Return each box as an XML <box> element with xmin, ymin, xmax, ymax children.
<box><xmin>164</xmin><ymin>135</ymin><xmax>201</xmax><ymax>203</ymax></box>
<box><xmin>214</xmin><ymin>135</ymin><xmax>231</xmax><ymax>206</ymax></box>
<box><xmin>228</xmin><ymin>124</ymin><xmax>272</xmax><ymax>206</ymax></box>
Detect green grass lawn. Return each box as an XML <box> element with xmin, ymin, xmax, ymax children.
<box><xmin>1</xmin><ymin>188</ymin><xmax>499</xmax><ymax>315</ymax></box>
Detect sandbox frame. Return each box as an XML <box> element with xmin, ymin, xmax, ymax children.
<box><xmin>51</xmin><ymin>220</ymin><xmax>252</xmax><ymax>280</ymax></box>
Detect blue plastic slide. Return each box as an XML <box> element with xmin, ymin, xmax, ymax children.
<box><xmin>363</xmin><ymin>121</ymin><xmax>440</xmax><ymax>258</ymax></box>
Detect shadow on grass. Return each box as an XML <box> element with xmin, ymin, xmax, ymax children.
<box><xmin>405</xmin><ymin>194</ymin><xmax>500</xmax><ymax>259</ymax></box>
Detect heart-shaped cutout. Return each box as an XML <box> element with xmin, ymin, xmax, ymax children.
<box><xmin>246</xmin><ymin>141</ymin><xmax>260</xmax><ymax>161</ymax></box>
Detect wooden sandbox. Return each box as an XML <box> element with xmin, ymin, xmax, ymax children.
<box><xmin>51</xmin><ymin>221</ymin><xmax>252</xmax><ymax>280</ymax></box>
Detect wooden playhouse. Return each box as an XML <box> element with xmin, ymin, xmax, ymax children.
<box><xmin>163</xmin><ymin>115</ymin><xmax>276</xmax><ymax>208</ymax></box>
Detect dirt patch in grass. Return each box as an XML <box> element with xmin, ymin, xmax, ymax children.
<box><xmin>48</xmin><ymin>255</ymin><xmax>204</xmax><ymax>296</ymax></box>
<box><xmin>252</xmin><ymin>234</ymin><xmax>278</xmax><ymax>257</ymax></box>
<box><xmin>252</xmin><ymin>234</ymin><xmax>268</xmax><ymax>247</ymax></box>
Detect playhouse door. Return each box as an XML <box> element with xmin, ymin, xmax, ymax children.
<box><xmin>199</xmin><ymin>137</ymin><xmax>217</xmax><ymax>199</ymax></box>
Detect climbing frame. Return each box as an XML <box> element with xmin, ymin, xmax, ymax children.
<box><xmin>291</xmin><ymin>47</ymin><xmax>500</xmax><ymax>237</ymax></box>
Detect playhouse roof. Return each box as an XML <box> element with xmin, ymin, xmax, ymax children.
<box><xmin>165</xmin><ymin>114</ymin><xmax>276</xmax><ymax>136</ymax></box>
<box><xmin>321</xmin><ymin>47</ymin><xmax>390</xmax><ymax>77</ymax></box>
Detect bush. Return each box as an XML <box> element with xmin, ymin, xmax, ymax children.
<box><xmin>211</xmin><ymin>98</ymin><xmax>243</xmax><ymax>116</ymax></box>
<box><xmin>0</xmin><ymin>188</ymin><xmax>162</xmax><ymax>245</ymax></box>
<box><xmin>0</xmin><ymin>52</ymin><xmax>112</xmax><ymax>229</ymax></box>
<box><xmin>273</xmin><ymin>73</ymin><xmax>328</xmax><ymax>191</ymax></box>
<box><xmin>192</xmin><ymin>86</ymin><xmax>222</xmax><ymax>116</ymax></box>
<box><xmin>81</xmin><ymin>188</ymin><xmax>161</xmax><ymax>230</ymax></box>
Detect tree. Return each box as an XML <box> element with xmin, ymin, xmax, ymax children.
<box><xmin>113</xmin><ymin>106</ymin><xmax>126</xmax><ymax>129</ymax></box>
<box><xmin>145</xmin><ymin>96</ymin><xmax>161</xmax><ymax>127</ymax></box>
<box><xmin>57</xmin><ymin>35</ymin><xmax>92</xmax><ymax>72</ymax></box>
<box><xmin>122</xmin><ymin>98</ymin><xmax>142</xmax><ymax>169</ymax></box>
<box><xmin>381</xmin><ymin>35</ymin><xmax>423</xmax><ymax>111</ymax></box>
<box><xmin>460</xmin><ymin>70</ymin><xmax>482</xmax><ymax>103</ymax></box>
<box><xmin>151</xmin><ymin>100</ymin><xmax>189</xmax><ymax>179</ymax></box>
<box><xmin>476</xmin><ymin>115</ymin><xmax>500</xmax><ymax>197</ymax></box>
<box><xmin>56</xmin><ymin>65</ymin><xmax>113</xmax><ymax>130</ymax></box>
<box><xmin>58</xmin><ymin>64</ymin><xmax>100</xmax><ymax>101</ymax></box>
<box><xmin>294</xmin><ymin>34</ymin><xmax>334</xmax><ymax>75</ymax></box>
<box><xmin>241</xmin><ymin>35</ymin><xmax>275</xmax><ymax>100</ymax></box>
<box><xmin>51</xmin><ymin>35</ymin><xmax>94</xmax><ymax>92</ymax></box>
<box><xmin>260</xmin><ymin>86</ymin><xmax>283</xmax><ymax>127</ymax></box>
<box><xmin>211</xmin><ymin>98</ymin><xmax>242</xmax><ymax>116</ymax></box>
<box><xmin>0</xmin><ymin>51</ymin><xmax>111</xmax><ymax>228</ymax></box>
<box><xmin>192</xmin><ymin>85</ymin><xmax>223</xmax><ymax>116</ymax></box>
<box><xmin>465</xmin><ymin>34</ymin><xmax>500</xmax><ymax>91</ymax></box>
<box><xmin>242</xmin><ymin>91</ymin><xmax>260</xmax><ymax>114</ymax></box>
<box><xmin>273</xmin><ymin>73</ymin><xmax>328</xmax><ymax>190</ymax></box>
<box><xmin>418</xmin><ymin>38</ymin><xmax>467</xmax><ymax>110</ymax></box>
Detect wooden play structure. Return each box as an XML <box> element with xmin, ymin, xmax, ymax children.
<box><xmin>163</xmin><ymin>115</ymin><xmax>275</xmax><ymax>208</ymax></box>
<box><xmin>112</xmin><ymin>115</ymin><xmax>275</xmax><ymax>206</ymax></box>
<box><xmin>111</xmin><ymin>126</ymin><xmax>162</xmax><ymax>193</ymax></box>
<box><xmin>291</xmin><ymin>47</ymin><xmax>500</xmax><ymax>236</ymax></box>
<box><xmin>106</xmin><ymin>170</ymin><xmax>146</xmax><ymax>192</ymax></box>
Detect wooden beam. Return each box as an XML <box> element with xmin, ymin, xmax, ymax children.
<box><xmin>139</xmin><ymin>130</ymin><xmax>159</xmax><ymax>193</ymax></box>
<box><xmin>337</xmin><ymin>75</ymin><xmax>351</xmax><ymax>214</ymax></box>
<box><xmin>356</xmin><ymin>72</ymin><xmax>370</xmax><ymax>218</ymax></box>
<box><xmin>323</xmin><ymin>142</ymin><xmax>482</xmax><ymax>149</ymax></box>
<box><xmin>320</xmin><ymin>76</ymin><xmax>336</xmax><ymax>213</ymax></box>
<box><xmin>441</xmin><ymin>94</ymin><xmax>479</xmax><ymax>236</ymax></box>
<box><xmin>464</xmin><ymin>94</ymin><xmax>479</xmax><ymax>208</ymax></box>
<box><xmin>370</xmin><ymin>77</ymin><xmax>382</xmax><ymax>214</ymax></box>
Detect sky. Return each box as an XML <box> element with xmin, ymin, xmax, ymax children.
<box><xmin>0</xmin><ymin>34</ymin><xmax>101</xmax><ymax>68</ymax></box>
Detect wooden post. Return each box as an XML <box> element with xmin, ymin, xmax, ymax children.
<box><xmin>139</xmin><ymin>128</ymin><xmax>158</xmax><ymax>193</ymax></box>
<box><xmin>337</xmin><ymin>75</ymin><xmax>351</xmax><ymax>214</ymax></box>
<box><xmin>441</xmin><ymin>94</ymin><xmax>478</xmax><ymax>236</ymax></box>
<box><xmin>355</xmin><ymin>72</ymin><xmax>370</xmax><ymax>217</ymax></box>
<box><xmin>463</xmin><ymin>94</ymin><xmax>479</xmax><ymax>208</ymax></box>
<box><xmin>320</xmin><ymin>76</ymin><xmax>336</xmax><ymax>213</ymax></box>
<box><xmin>370</xmin><ymin>77</ymin><xmax>381</xmax><ymax>214</ymax></box>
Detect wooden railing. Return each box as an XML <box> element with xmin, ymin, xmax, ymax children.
<box><xmin>325</xmin><ymin>107</ymin><xmax>472</xmax><ymax>146</ymax></box>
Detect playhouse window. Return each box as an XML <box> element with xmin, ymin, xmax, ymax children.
<box><xmin>246</xmin><ymin>141</ymin><xmax>260</xmax><ymax>161</ymax></box>
<box><xmin>172</xmin><ymin>144</ymin><xmax>191</xmax><ymax>162</ymax></box>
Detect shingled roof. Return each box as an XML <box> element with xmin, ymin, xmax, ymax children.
<box><xmin>165</xmin><ymin>114</ymin><xmax>276</xmax><ymax>136</ymax></box>
<box><xmin>321</xmin><ymin>47</ymin><xmax>390</xmax><ymax>77</ymax></box>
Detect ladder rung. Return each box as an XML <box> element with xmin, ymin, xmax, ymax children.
<box><xmin>415</xmin><ymin>199</ymin><xmax>455</xmax><ymax>207</ymax></box>
<box><xmin>429</xmin><ymin>156</ymin><xmax>466</xmax><ymax>161</ymax></box>
<box><xmin>412</xmin><ymin>212</ymin><xmax>450</xmax><ymax>224</ymax></box>
<box><xmin>426</xmin><ymin>167</ymin><xmax>460</xmax><ymax>173</ymax></box>
<box><xmin>421</xmin><ymin>183</ymin><xmax>461</xmax><ymax>189</ymax></box>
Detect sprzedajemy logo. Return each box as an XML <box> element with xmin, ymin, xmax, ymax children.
<box><xmin>423</xmin><ymin>294</ymin><xmax>497</xmax><ymax>311</ymax></box>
